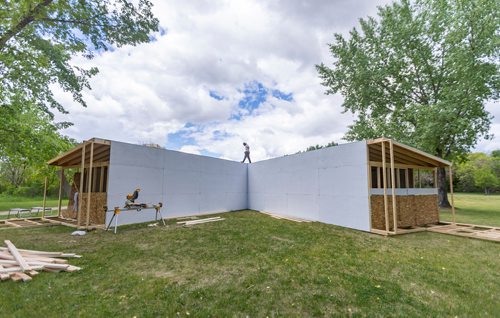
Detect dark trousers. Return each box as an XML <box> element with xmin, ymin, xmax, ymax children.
<box><xmin>242</xmin><ymin>151</ymin><xmax>251</xmax><ymax>163</ymax></box>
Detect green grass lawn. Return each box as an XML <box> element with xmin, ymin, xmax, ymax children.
<box><xmin>440</xmin><ymin>193</ymin><xmax>500</xmax><ymax>227</ymax></box>
<box><xmin>1</xmin><ymin>210</ymin><xmax>499</xmax><ymax>317</ymax></box>
<box><xmin>0</xmin><ymin>195</ymin><xmax>68</xmax><ymax>211</ymax></box>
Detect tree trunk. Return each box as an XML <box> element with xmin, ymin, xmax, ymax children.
<box><xmin>437</xmin><ymin>167</ymin><xmax>451</xmax><ymax>208</ymax></box>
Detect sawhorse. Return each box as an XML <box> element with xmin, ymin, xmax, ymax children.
<box><xmin>105</xmin><ymin>202</ymin><xmax>165</xmax><ymax>234</ymax></box>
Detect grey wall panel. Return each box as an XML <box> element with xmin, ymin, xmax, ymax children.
<box><xmin>107</xmin><ymin>141</ymin><xmax>247</xmax><ymax>225</ymax></box>
<box><xmin>248</xmin><ymin>141</ymin><xmax>370</xmax><ymax>231</ymax></box>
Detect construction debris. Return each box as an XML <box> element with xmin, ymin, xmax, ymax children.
<box><xmin>177</xmin><ymin>216</ymin><xmax>224</xmax><ymax>226</ymax></box>
<box><xmin>0</xmin><ymin>240</ymin><xmax>81</xmax><ymax>282</ymax></box>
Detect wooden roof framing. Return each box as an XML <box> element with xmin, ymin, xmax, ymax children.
<box><xmin>367</xmin><ymin>138</ymin><xmax>451</xmax><ymax>168</ymax></box>
<box><xmin>47</xmin><ymin>138</ymin><xmax>111</xmax><ymax>168</ymax></box>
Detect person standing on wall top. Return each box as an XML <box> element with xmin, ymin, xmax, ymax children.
<box><xmin>241</xmin><ymin>142</ymin><xmax>251</xmax><ymax>163</ymax></box>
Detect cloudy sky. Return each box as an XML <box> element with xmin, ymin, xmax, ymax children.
<box><xmin>54</xmin><ymin>0</ymin><xmax>500</xmax><ymax>161</ymax></box>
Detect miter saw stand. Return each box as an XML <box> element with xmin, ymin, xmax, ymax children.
<box><xmin>104</xmin><ymin>202</ymin><xmax>165</xmax><ymax>234</ymax></box>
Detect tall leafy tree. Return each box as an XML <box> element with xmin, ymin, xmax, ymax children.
<box><xmin>317</xmin><ymin>0</ymin><xmax>499</xmax><ymax>207</ymax></box>
<box><xmin>0</xmin><ymin>0</ymin><xmax>159</xmax><ymax>159</ymax></box>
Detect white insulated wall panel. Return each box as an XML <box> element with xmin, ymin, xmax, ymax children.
<box><xmin>106</xmin><ymin>141</ymin><xmax>247</xmax><ymax>226</ymax></box>
<box><xmin>248</xmin><ymin>141</ymin><xmax>370</xmax><ymax>231</ymax></box>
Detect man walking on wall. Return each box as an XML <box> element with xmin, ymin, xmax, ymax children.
<box><xmin>241</xmin><ymin>142</ymin><xmax>251</xmax><ymax>163</ymax></box>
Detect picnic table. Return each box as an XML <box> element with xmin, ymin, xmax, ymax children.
<box><xmin>31</xmin><ymin>207</ymin><xmax>53</xmax><ymax>216</ymax></box>
<box><xmin>7</xmin><ymin>208</ymin><xmax>31</xmax><ymax>218</ymax></box>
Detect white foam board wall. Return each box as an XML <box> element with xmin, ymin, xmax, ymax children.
<box><xmin>106</xmin><ymin>141</ymin><xmax>247</xmax><ymax>225</ymax></box>
<box><xmin>248</xmin><ymin>141</ymin><xmax>371</xmax><ymax>231</ymax></box>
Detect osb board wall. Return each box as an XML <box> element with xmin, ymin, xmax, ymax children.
<box><xmin>371</xmin><ymin>195</ymin><xmax>439</xmax><ymax>231</ymax></box>
<box><xmin>78</xmin><ymin>192</ymin><xmax>107</xmax><ymax>225</ymax></box>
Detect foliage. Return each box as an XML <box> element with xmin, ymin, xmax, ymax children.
<box><xmin>0</xmin><ymin>0</ymin><xmax>159</xmax><ymax>117</ymax></box>
<box><xmin>296</xmin><ymin>141</ymin><xmax>338</xmax><ymax>154</ymax></box>
<box><xmin>317</xmin><ymin>0</ymin><xmax>498</xmax><ymax>160</ymax></box>
<box><xmin>317</xmin><ymin>0</ymin><xmax>499</xmax><ymax>206</ymax></box>
<box><xmin>455</xmin><ymin>152</ymin><xmax>500</xmax><ymax>194</ymax></box>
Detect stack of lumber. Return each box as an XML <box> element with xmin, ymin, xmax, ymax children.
<box><xmin>0</xmin><ymin>240</ymin><xmax>81</xmax><ymax>282</ymax></box>
<box><xmin>176</xmin><ymin>216</ymin><xmax>224</xmax><ymax>226</ymax></box>
<box><xmin>260</xmin><ymin>211</ymin><xmax>312</xmax><ymax>223</ymax></box>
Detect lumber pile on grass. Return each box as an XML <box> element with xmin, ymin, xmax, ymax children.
<box><xmin>260</xmin><ymin>211</ymin><xmax>311</xmax><ymax>223</ymax></box>
<box><xmin>0</xmin><ymin>240</ymin><xmax>81</xmax><ymax>282</ymax></box>
<box><xmin>176</xmin><ymin>216</ymin><xmax>224</xmax><ymax>226</ymax></box>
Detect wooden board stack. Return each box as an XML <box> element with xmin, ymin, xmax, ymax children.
<box><xmin>176</xmin><ymin>216</ymin><xmax>225</xmax><ymax>226</ymax></box>
<box><xmin>0</xmin><ymin>240</ymin><xmax>81</xmax><ymax>282</ymax></box>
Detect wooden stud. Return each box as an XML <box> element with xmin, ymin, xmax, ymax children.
<box><xmin>77</xmin><ymin>142</ymin><xmax>86</xmax><ymax>226</ymax></box>
<box><xmin>99</xmin><ymin>166</ymin><xmax>105</xmax><ymax>192</ymax></box>
<box><xmin>377</xmin><ymin>167</ymin><xmax>381</xmax><ymax>189</ymax></box>
<box><xmin>449</xmin><ymin>166</ymin><xmax>456</xmax><ymax>225</ymax></box>
<box><xmin>41</xmin><ymin>176</ymin><xmax>48</xmax><ymax>218</ymax></box>
<box><xmin>417</xmin><ymin>169</ymin><xmax>421</xmax><ymax>188</ymax></box>
<box><xmin>86</xmin><ymin>142</ymin><xmax>94</xmax><ymax>229</ymax></box>
<box><xmin>390</xmin><ymin>140</ymin><xmax>397</xmax><ymax>234</ymax></box>
<box><xmin>405</xmin><ymin>168</ymin><xmax>409</xmax><ymax>188</ymax></box>
<box><xmin>396</xmin><ymin>168</ymin><xmax>401</xmax><ymax>189</ymax></box>
<box><xmin>57</xmin><ymin>168</ymin><xmax>64</xmax><ymax>218</ymax></box>
<box><xmin>381</xmin><ymin>141</ymin><xmax>389</xmax><ymax>234</ymax></box>
<box><xmin>433</xmin><ymin>168</ymin><xmax>438</xmax><ymax>188</ymax></box>
<box><xmin>5</xmin><ymin>240</ymin><xmax>32</xmax><ymax>272</ymax></box>
<box><xmin>366</xmin><ymin>145</ymin><xmax>373</xmax><ymax>230</ymax></box>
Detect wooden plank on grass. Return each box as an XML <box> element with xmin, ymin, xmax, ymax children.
<box><xmin>5</xmin><ymin>240</ymin><xmax>32</xmax><ymax>272</ymax></box>
<box><xmin>177</xmin><ymin>217</ymin><xmax>221</xmax><ymax>224</ymax></box>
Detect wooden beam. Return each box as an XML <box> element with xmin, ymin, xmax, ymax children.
<box><xmin>377</xmin><ymin>167</ymin><xmax>381</xmax><ymax>189</ymax></box>
<box><xmin>63</xmin><ymin>161</ymin><xmax>109</xmax><ymax>169</ymax></box>
<box><xmin>366</xmin><ymin>144</ymin><xmax>373</xmax><ymax>230</ymax></box>
<box><xmin>405</xmin><ymin>168</ymin><xmax>409</xmax><ymax>188</ymax></box>
<box><xmin>42</xmin><ymin>176</ymin><xmax>48</xmax><ymax>218</ymax></box>
<box><xmin>47</xmin><ymin>143</ymin><xmax>85</xmax><ymax>165</ymax></box>
<box><xmin>449</xmin><ymin>166</ymin><xmax>456</xmax><ymax>224</ymax></box>
<box><xmin>370</xmin><ymin>145</ymin><xmax>434</xmax><ymax>167</ymax></box>
<box><xmin>77</xmin><ymin>143</ymin><xmax>86</xmax><ymax>226</ymax></box>
<box><xmin>5</xmin><ymin>240</ymin><xmax>32</xmax><ymax>272</ymax></box>
<box><xmin>57</xmin><ymin>168</ymin><xmax>63</xmax><ymax>217</ymax></box>
<box><xmin>382</xmin><ymin>141</ymin><xmax>389</xmax><ymax>234</ymax></box>
<box><xmin>390</xmin><ymin>140</ymin><xmax>397</xmax><ymax>234</ymax></box>
<box><xmin>86</xmin><ymin>142</ymin><xmax>94</xmax><ymax>229</ymax></box>
<box><xmin>99</xmin><ymin>166</ymin><xmax>104</xmax><ymax>192</ymax></box>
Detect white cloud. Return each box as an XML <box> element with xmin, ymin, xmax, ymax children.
<box><xmin>53</xmin><ymin>0</ymin><xmax>499</xmax><ymax>161</ymax></box>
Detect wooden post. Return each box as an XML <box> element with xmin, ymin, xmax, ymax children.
<box><xmin>405</xmin><ymin>169</ymin><xmax>409</xmax><ymax>188</ymax></box>
<box><xmin>57</xmin><ymin>168</ymin><xmax>64</xmax><ymax>217</ymax></box>
<box><xmin>449</xmin><ymin>166</ymin><xmax>456</xmax><ymax>225</ymax></box>
<box><xmin>86</xmin><ymin>142</ymin><xmax>94</xmax><ymax>229</ymax></box>
<box><xmin>382</xmin><ymin>141</ymin><xmax>389</xmax><ymax>234</ymax></box>
<box><xmin>389</xmin><ymin>140</ymin><xmax>397</xmax><ymax>234</ymax></box>
<box><xmin>41</xmin><ymin>176</ymin><xmax>48</xmax><ymax>218</ymax></box>
<box><xmin>417</xmin><ymin>169</ymin><xmax>421</xmax><ymax>188</ymax></box>
<box><xmin>77</xmin><ymin>143</ymin><xmax>86</xmax><ymax>226</ymax></box>
<box><xmin>377</xmin><ymin>167</ymin><xmax>381</xmax><ymax>189</ymax></box>
<box><xmin>433</xmin><ymin>168</ymin><xmax>438</xmax><ymax>188</ymax></box>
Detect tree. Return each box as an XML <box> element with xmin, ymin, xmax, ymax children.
<box><xmin>305</xmin><ymin>141</ymin><xmax>338</xmax><ymax>152</ymax></box>
<box><xmin>0</xmin><ymin>101</ymin><xmax>76</xmax><ymax>194</ymax></box>
<box><xmin>455</xmin><ymin>152</ymin><xmax>500</xmax><ymax>193</ymax></box>
<box><xmin>0</xmin><ymin>0</ymin><xmax>159</xmax><ymax>161</ymax></box>
<box><xmin>317</xmin><ymin>0</ymin><xmax>499</xmax><ymax>207</ymax></box>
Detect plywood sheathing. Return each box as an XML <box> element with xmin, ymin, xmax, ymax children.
<box><xmin>79</xmin><ymin>192</ymin><xmax>106</xmax><ymax>225</ymax></box>
<box><xmin>371</xmin><ymin>195</ymin><xmax>439</xmax><ymax>231</ymax></box>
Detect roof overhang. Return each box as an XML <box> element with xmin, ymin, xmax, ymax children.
<box><xmin>47</xmin><ymin>138</ymin><xmax>111</xmax><ymax>168</ymax></box>
<box><xmin>367</xmin><ymin>138</ymin><xmax>451</xmax><ymax>168</ymax></box>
